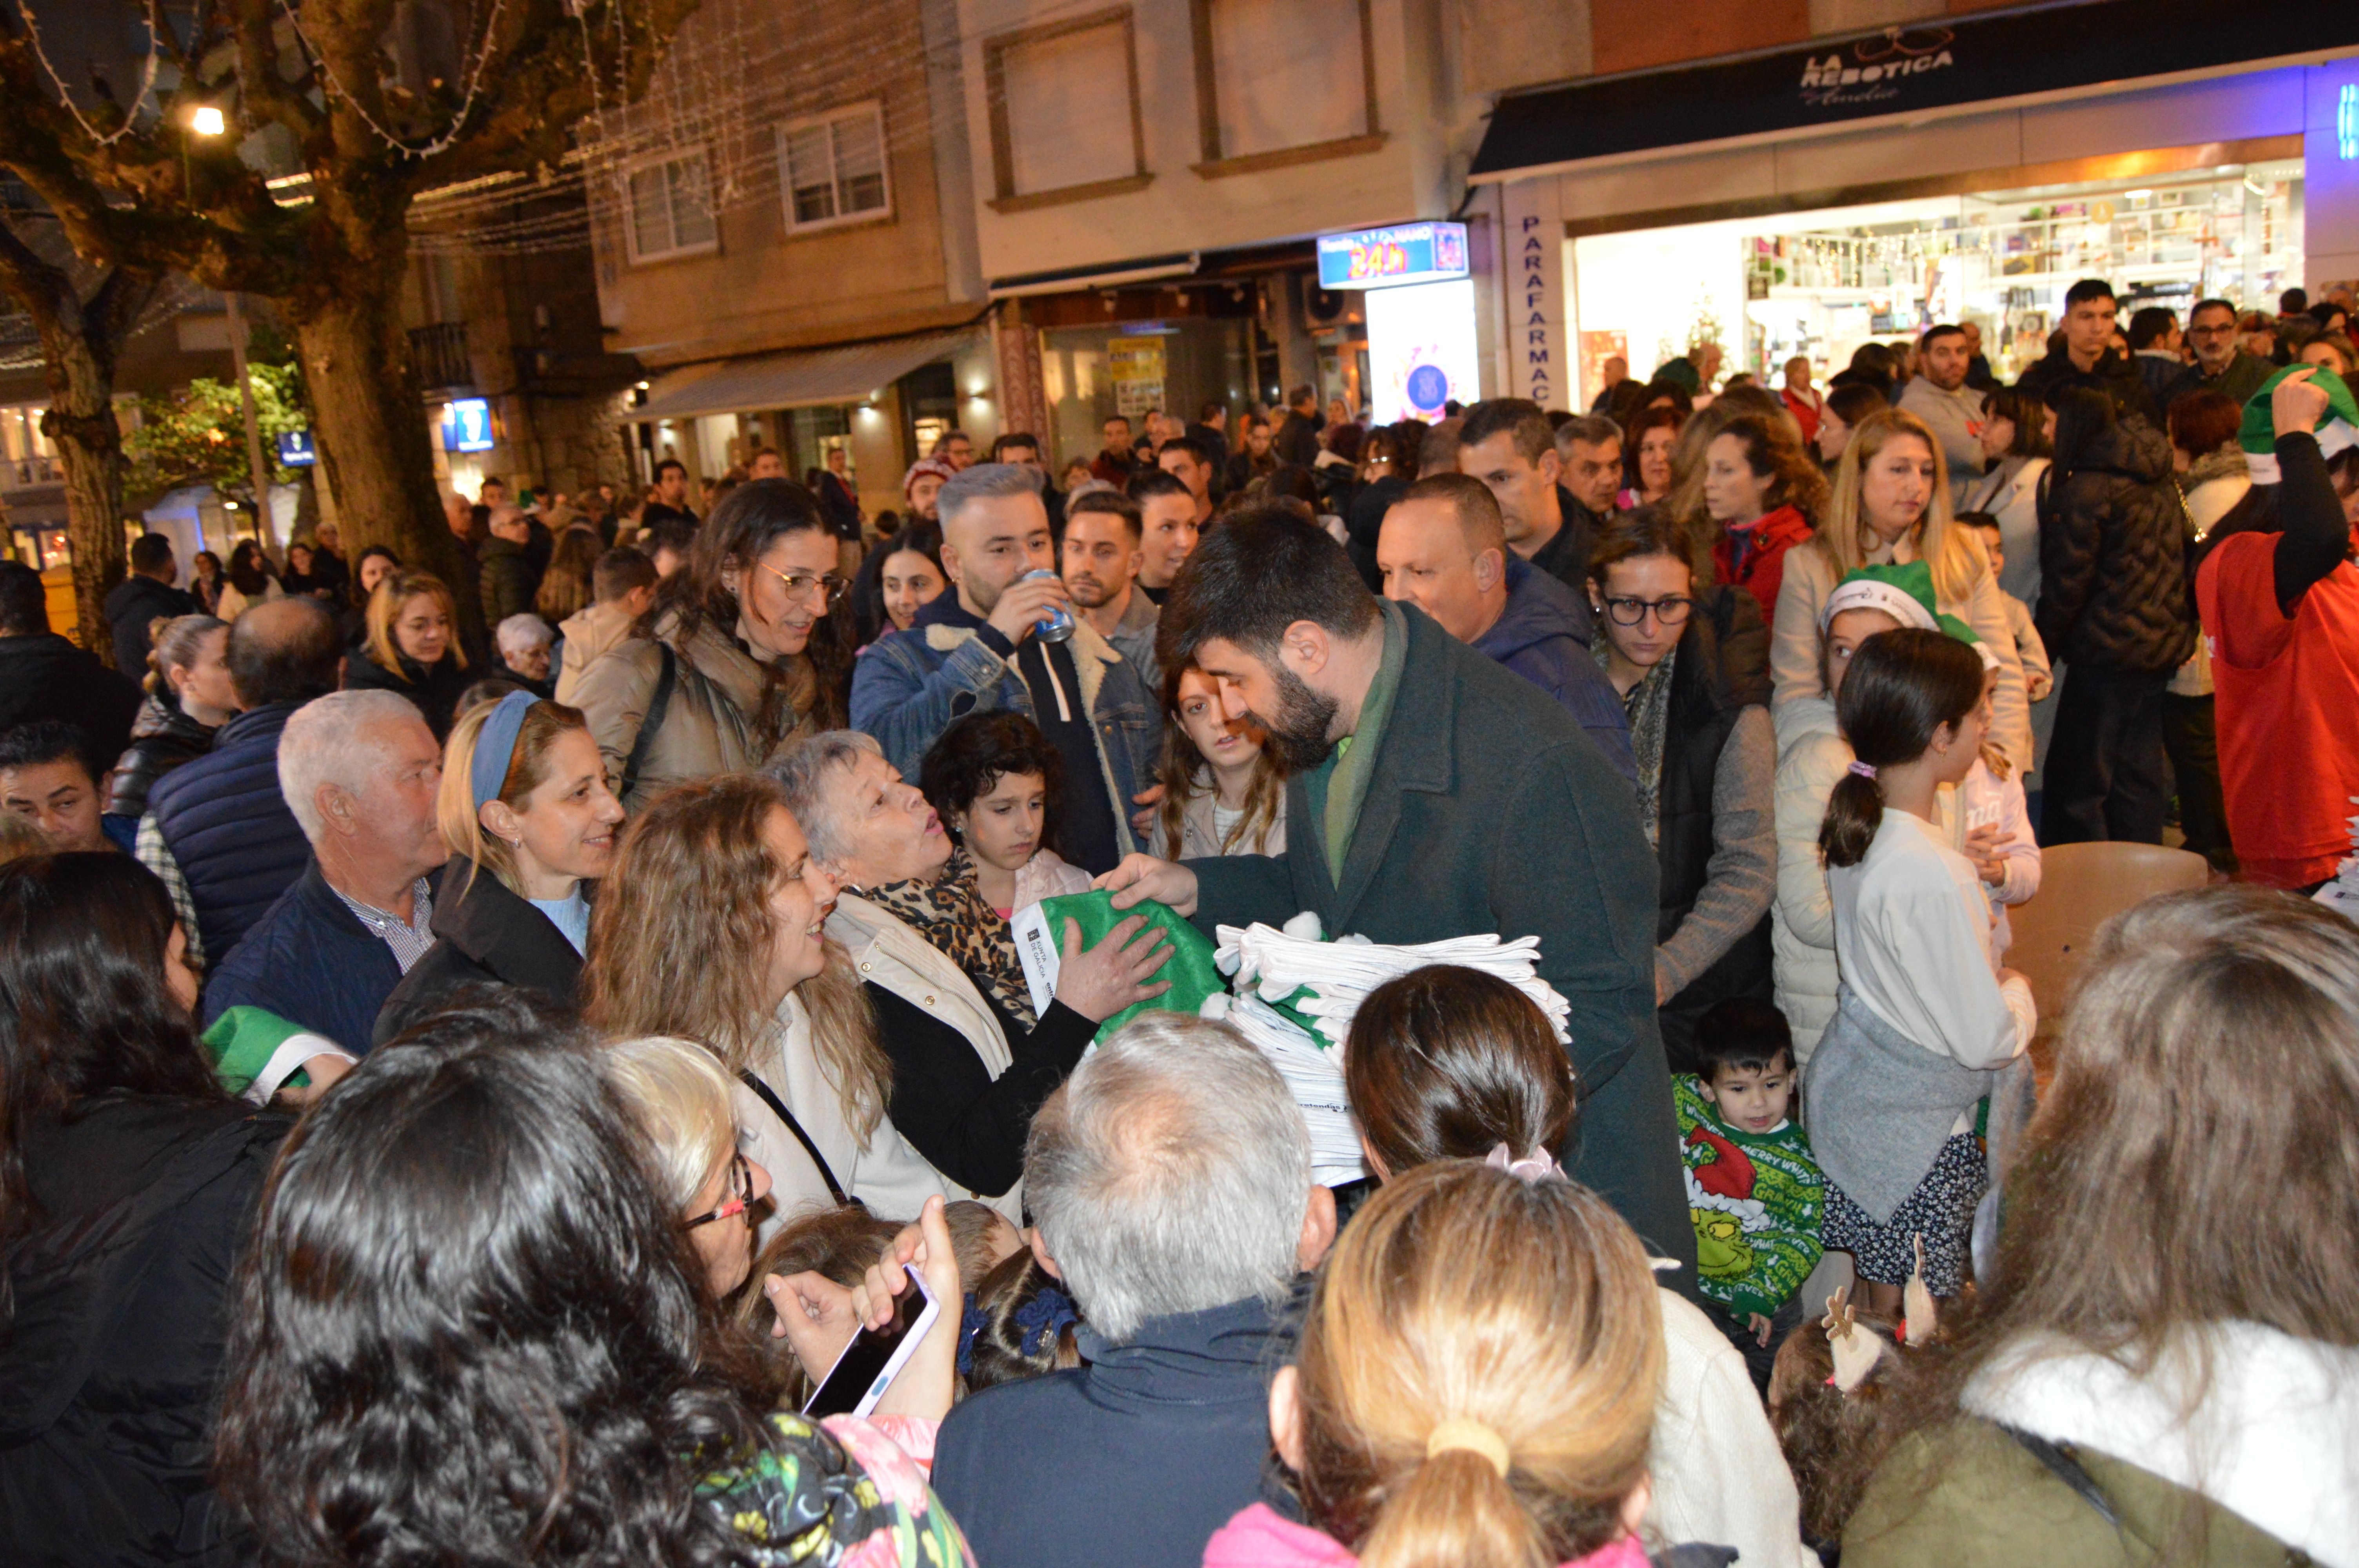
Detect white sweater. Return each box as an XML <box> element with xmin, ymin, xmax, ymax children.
<box><xmin>1646</xmin><ymin>1287</ymin><xmax>1819</xmax><ymax>1568</ymax></box>
<box><xmin>1831</xmin><ymin>811</ymin><xmax>2034</xmax><ymax>1134</ymax></box>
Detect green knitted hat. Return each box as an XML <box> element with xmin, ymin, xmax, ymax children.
<box><xmin>2241</xmin><ymin>366</ymin><xmax>2358</xmax><ymax>484</ymax></box>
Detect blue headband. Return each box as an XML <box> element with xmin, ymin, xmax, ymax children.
<box><xmin>469</xmin><ymin>690</ymin><xmax>542</xmax><ymax>813</ymax></box>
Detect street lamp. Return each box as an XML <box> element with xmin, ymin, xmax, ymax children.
<box><xmin>190</xmin><ymin>105</ymin><xmax>226</xmax><ymax>137</ymax></box>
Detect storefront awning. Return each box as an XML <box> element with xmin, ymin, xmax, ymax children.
<box><xmin>633</xmin><ymin>330</ymin><xmax>974</xmax><ymax>421</ymax></box>
<box><xmin>1469</xmin><ymin>0</ymin><xmax>2359</xmax><ymax>183</ymax></box>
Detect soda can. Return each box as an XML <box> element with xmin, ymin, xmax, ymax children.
<box><xmin>1018</xmin><ymin>567</ymin><xmax>1076</xmax><ymax>642</ymax></box>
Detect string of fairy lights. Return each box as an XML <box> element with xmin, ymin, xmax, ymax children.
<box><xmin>0</xmin><ymin>0</ymin><xmax>1138</xmax><ymax>260</ymax></box>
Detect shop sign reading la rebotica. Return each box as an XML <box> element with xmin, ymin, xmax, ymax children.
<box><xmin>1799</xmin><ymin>29</ymin><xmax>1956</xmax><ymax>109</ymax></box>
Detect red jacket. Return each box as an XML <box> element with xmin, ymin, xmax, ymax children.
<box><xmin>1713</xmin><ymin>504</ymin><xmax>1814</xmax><ymax>625</ymax></box>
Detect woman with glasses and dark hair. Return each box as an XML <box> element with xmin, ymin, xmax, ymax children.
<box><xmin>571</xmin><ymin>478</ymin><xmax>855</xmax><ymax>811</ymax></box>
<box><xmin>0</xmin><ymin>853</ymin><xmax>296</xmax><ymax>1564</ymax></box>
<box><xmin>1587</xmin><ymin>507</ymin><xmax>1777</xmax><ymax>1071</ymax></box>
<box><xmin>212</xmin><ymin>993</ymin><xmax>972</xmax><ymax>1568</ymax></box>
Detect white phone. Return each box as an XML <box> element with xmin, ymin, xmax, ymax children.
<box><xmin>801</xmin><ymin>1263</ymin><xmax>941</xmax><ymax>1419</ymax></box>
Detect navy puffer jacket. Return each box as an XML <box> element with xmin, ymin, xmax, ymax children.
<box><xmin>145</xmin><ymin>701</ymin><xmax>312</xmax><ymax>966</ymax></box>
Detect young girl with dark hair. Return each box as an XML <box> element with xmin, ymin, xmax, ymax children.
<box><xmin>1809</xmin><ymin>628</ymin><xmax>2035</xmax><ymax>1317</ymax></box>
<box><xmin>0</xmin><ymin>853</ymin><xmax>292</xmax><ymax>1564</ymax></box>
<box><xmin>916</xmin><ymin>709</ymin><xmax>1091</xmax><ymax>923</ymax></box>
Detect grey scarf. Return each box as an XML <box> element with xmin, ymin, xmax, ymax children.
<box><xmin>1597</xmin><ymin>641</ymin><xmax>1676</xmax><ymax>846</ymax></box>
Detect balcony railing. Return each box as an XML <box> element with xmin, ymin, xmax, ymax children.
<box><xmin>1</xmin><ymin>453</ymin><xmax>60</xmax><ymax>492</ymax></box>
<box><xmin>410</xmin><ymin>321</ymin><xmax>475</xmax><ymax>392</ymax></box>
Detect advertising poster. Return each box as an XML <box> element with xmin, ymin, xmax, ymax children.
<box><xmin>1365</xmin><ymin>279</ymin><xmax>1480</xmax><ymax>425</ymax></box>
<box><xmin>1108</xmin><ymin>339</ymin><xmax>1166</xmax><ymax>421</ymax></box>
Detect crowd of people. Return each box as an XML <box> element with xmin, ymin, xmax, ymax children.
<box><xmin>2</xmin><ymin>275</ymin><xmax>2356</xmax><ymax>1568</ymax></box>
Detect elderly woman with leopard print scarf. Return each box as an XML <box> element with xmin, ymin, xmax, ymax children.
<box><xmin>767</xmin><ymin>730</ymin><xmax>1174</xmax><ymax>1203</ymax></box>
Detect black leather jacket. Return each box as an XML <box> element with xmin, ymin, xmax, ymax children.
<box><xmin>105</xmin><ymin>699</ymin><xmax>216</xmax><ymax>819</ymax></box>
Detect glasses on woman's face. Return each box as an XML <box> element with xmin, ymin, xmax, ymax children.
<box><xmin>755</xmin><ymin>560</ymin><xmax>851</xmax><ymax>606</ymax></box>
<box><xmin>1600</xmin><ymin>594</ymin><xmax>1694</xmax><ymax>628</ymax></box>
<box><xmin>685</xmin><ymin>1150</ymin><xmax>754</xmax><ymax>1229</ymax></box>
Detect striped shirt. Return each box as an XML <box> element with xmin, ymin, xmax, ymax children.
<box><xmin>333</xmin><ymin>878</ymin><xmax>436</xmax><ymax>973</ymax></box>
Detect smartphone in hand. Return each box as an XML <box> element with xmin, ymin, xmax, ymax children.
<box><xmin>800</xmin><ymin>1262</ymin><xmax>940</xmax><ymax>1419</ymax></box>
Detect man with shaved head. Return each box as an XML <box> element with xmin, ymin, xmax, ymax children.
<box><xmin>1378</xmin><ymin>474</ymin><xmax>1632</xmax><ymax>780</ymax></box>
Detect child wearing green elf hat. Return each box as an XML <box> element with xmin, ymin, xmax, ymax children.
<box><xmin>1819</xmin><ymin>562</ymin><xmax>2041</xmax><ymax>960</ymax></box>
<box><xmin>2196</xmin><ymin>366</ymin><xmax>2359</xmax><ymax>891</ymax></box>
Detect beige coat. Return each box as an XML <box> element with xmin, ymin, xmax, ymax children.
<box><xmin>1770</xmin><ymin>533</ymin><xmax>2032</xmax><ymax>774</ymax></box>
<box><xmin>1772</xmin><ymin>694</ymin><xmax>1846</xmax><ymax>1065</ymax></box>
<box><xmin>552</xmin><ymin>600</ymin><xmax>640</xmax><ymax>706</ymax></box>
<box><xmin>568</xmin><ymin>615</ymin><xmax>819</xmax><ymax>810</ymax></box>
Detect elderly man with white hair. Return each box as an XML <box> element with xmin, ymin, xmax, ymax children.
<box><xmin>202</xmin><ymin>689</ymin><xmax>451</xmax><ymax>1051</ymax></box>
<box><xmin>931</xmin><ymin>1012</ymin><xmax>1336</xmax><ymax>1568</ymax></box>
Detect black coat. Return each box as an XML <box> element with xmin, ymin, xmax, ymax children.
<box><xmin>1527</xmin><ymin>484</ymin><xmax>1608</xmax><ymax>646</ymax></box>
<box><xmin>374</xmin><ymin>857</ymin><xmax>583</xmax><ymax>1046</ymax></box>
<box><xmin>2036</xmin><ymin>419</ymin><xmax>2198</xmax><ymax>676</ymax></box>
<box><xmin>0</xmin><ymin>1095</ymin><xmax>291</xmax><ymax>1566</ymax></box>
<box><xmin>1344</xmin><ymin>472</ymin><xmax>1408</xmax><ymax>591</ymax></box>
<box><xmin>0</xmin><ymin>632</ymin><xmax>143</xmax><ymax>771</ymax></box>
<box><xmin>867</xmin><ymin>986</ymin><xmax>1094</xmax><ymax>1197</ymax></box>
<box><xmin>342</xmin><ymin>646</ymin><xmax>469</xmax><ymax>740</ymax></box>
<box><xmin>103</xmin><ymin>576</ymin><xmax>199</xmax><ymax>678</ymax></box>
<box><xmin>105</xmin><ymin>700</ymin><xmax>216</xmax><ymax>820</ymax></box>
<box><xmin>1188</xmin><ymin>603</ymin><xmax>1694</xmax><ymax>1277</ymax></box>
<box><xmin>2012</xmin><ymin>345</ymin><xmax>2160</xmax><ymax>426</ymax></box>
<box><xmin>476</xmin><ymin>535</ymin><xmax>539</xmax><ymax>629</ymax></box>
<box><xmin>1653</xmin><ymin>590</ymin><xmax>1774</xmax><ymax>1069</ymax></box>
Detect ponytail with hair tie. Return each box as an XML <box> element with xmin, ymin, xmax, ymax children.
<box><xmin>1819</xmin><ymin>629</ymin><xmax>1986</xmax><ymax>870</ymax></box>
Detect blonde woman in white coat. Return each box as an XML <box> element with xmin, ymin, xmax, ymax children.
<box><xmin>1771</xmin><ymin>408</ymin><xmax>2031</xmax><ymax>775</ymax></box>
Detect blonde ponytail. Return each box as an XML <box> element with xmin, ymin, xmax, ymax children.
<box><xmin>1292</xmin><ymin>1163</ymin><xmax>1661</xmax><ymax>1568</ymax></box>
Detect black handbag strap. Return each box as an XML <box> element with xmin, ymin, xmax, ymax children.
<box><xmin>737</xmin><ymin>1068</ymin><xmax>847</xmax><ymax>1205</ymax></box>
<box><xmin>618</xmin><ymin>640</ymin><xmax>677</xmax><ymax>800</ymax></box>
<box><xmin>2003</xmin><ymin>1425</ymin><xmax>2120</xmax><ymax>1528</ymax></box>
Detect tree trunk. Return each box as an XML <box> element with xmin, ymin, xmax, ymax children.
<box><xmin>40</xmin><ymin>377</ymin><xmax>127</xmax><ymax>664</ymax></box>
<box><xmin>286</xmin><ymin>261</ymin><xmax>485</xmax><ymax>650</ymax></box>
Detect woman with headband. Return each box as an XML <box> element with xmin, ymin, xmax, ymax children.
<box><xmin>373</xmin><ymin>690</ymin><xmax>625</xmax><ymax>1045</ymax></box>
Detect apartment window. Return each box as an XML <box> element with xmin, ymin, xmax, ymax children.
<box><xmin>983</xmin><ymin>7</ymin><xmax>1151</xmax><ymax>213</ymax></box>
<box><xmin>625</xmin><ymin>151</ymin><xmax>718</xmax><ymax>263</ymax></box>
<box><xmin>778</xmin><ymin>104</ymin><xmax>892</xmax><ymax>232</ymax></box>
<box><xmin>1190</xmin><ymin>0</ymin><xmax>1384</xmax><ymax>178</ymax></box>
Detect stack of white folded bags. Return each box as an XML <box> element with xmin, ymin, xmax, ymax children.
<box><xmin>1201</xmin><ymin>912</ymin><xmax>1572</xmax><ymax>1185</ymax></box>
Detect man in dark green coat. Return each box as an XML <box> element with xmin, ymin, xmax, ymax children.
<box><xmin>1101</xmin><ymin>508</ymin><xmax>1694</xmax><ymax>1282</ymax></box>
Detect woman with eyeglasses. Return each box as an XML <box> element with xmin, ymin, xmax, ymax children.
<box><xmin>571</xmin><ymin>478</ymin><xmax>854</xmax><ymax>811</ymax></box>
<box><xmin>1587</xmin><ymin>507</ymin><xmax>1777</xmax><ymax>1072</ymax></box>
<box><xmin>601</xmin><ymin>1033</ymin><xmax>775</xmax><ymax>1298</ymax></box>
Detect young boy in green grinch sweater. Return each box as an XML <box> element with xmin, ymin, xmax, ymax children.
<box><xmin>1676</xmin><ymin>997</ymin><xmax>1824</xmax><ymax>1391</ymax></box>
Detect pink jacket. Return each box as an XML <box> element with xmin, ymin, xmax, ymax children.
<box><xmin>1203</xmin><ymin>1503</ymin><xmax>1654</xmax><ymax>1568</ymax></box>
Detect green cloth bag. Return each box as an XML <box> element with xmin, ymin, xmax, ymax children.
<box><xmin>201</xmin><ymin>1005</ymin><xmax>342</xmax><ymax>1098</ymax></box>
<box><xmin>1024</xmin><ymin>889</ymin><xmax>1227</xmax><ymax>1041</ymax></box>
